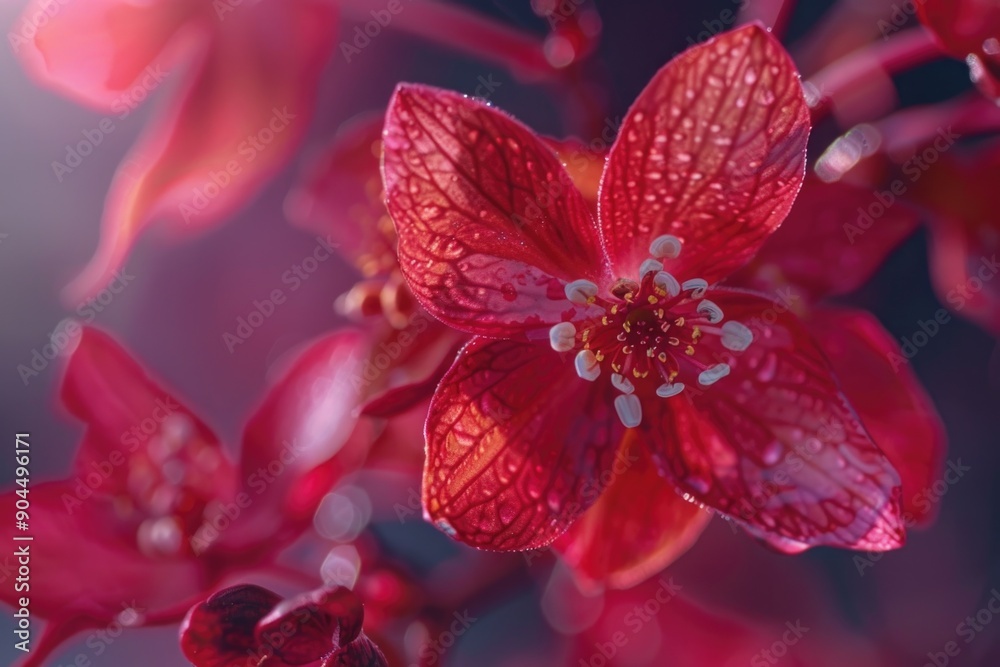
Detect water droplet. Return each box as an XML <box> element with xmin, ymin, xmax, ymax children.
<box><xmin>500</xmin><ymin>283</ymin><xmax>518</xmax><ymax>301</ymax></box>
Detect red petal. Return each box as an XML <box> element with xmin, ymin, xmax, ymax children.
<box><xmin>63</xmin><ymin>2</ymin><xmax>338</xmax><ymax>299</ymax></box>
<box><xmin>61</xmin><ymin>327</ymin><xmax>234</xmax><ymax>499</ymax></box>
<box><xmin>229</xmin><ymin>330</ymin><xmax>373</xmax><ymax>548</ymax></box>
<box><xmin>0</xmin><ymin>482</ymin><xmax>206</xmax><ymax>622</ymax></box>
<box><xmin>914</xmin><ymin>147</ymin><xmax>1000</xmax><ymax>335</ymax></box>
<box><xmin>728</xmin><ymin>176</ymin><xmax>919</xmax><ymax>302</ymax></box>
<box><xmin>552</xmin><ymin>436</ymin><xmax>711</xmax><ymax>592</ymax></box>
<box><xmin>180</xmin><ymin>584</ymin><xmax>283</xmax><ymax>667</ymax></box>
<box><xmin>805</xmin><ymin>307</ymin><xmax>947</xmax><ymax>527</ymax></box>
<box><xmin>13</xmin><ymin>0</ymin><xmax>195</xmax><ymax>108</ymax></box>
<box><xmin>646</xmin><ymin>289</ymin><xmax>905</xmax><ymax>552</ymax></box>
<box><xmin>599</xmin><ymin>23</ymin><xmax>810</xmax><ymax>284</ymax></box>
<box><xmin>423</xmin><ymin>338</ymin><xmax>624</xmax><ymax>550</ymax></box>
<box><xmin>61</xmin><ymin>327</ymin><xmax>239</xmax><ymax>554</ymax></box>
<box><xmin>918</xmin><ymin>0</ymin><xmax>1000</xmax><ymax>100</ymax></box>
<box><xmin>322</xmin><ymin>633</ymin><xmax>389</xmax><ymax>667</ymax></box>
<box><xmin>256</xmin><ymin>586</ymin><xmax>364</xmax><ymax>664</ymax></box>
<box><xmin>285</xmin><ymin>114</ymin><xmax>398</xmax><ymax>277</ymax></box>
<box><xmin>382</xmin><ymin>84</ymin><xmax>608</xmax><ymax>339</ymax></box>
<box><xmin>361</xmin><ymin>336</ymin><xmax>468</xmax><ymax>418</ymax></box>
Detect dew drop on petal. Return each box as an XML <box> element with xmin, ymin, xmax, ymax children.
<box><xmin>500</xmin><ymin>283</ymin><xmax>518</xmax><ymax>301</ymax></box>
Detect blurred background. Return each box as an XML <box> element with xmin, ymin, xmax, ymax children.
<box><xmin>1</xmin><ymin>0</ymin><xmax>999</xmax><ymax>664</ymax></box>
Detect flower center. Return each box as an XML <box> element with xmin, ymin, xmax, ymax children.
<box><xmin>549</xmin><ymin>235</ymin><xmax>754</xmax><ymax>427</ymax></box>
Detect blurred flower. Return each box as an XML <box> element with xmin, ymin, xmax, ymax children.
<box><xmin>12</xmin><ymin>0</ymin><xmax>339</xmax><ymax>300</ymax></box>
<box><xmin>917</xmin><ymin>0</ymin><xmax>1000</xmax><ymax>101</ymax></box>
<box><xmin>381</xmin><ymin>25</ymin><xmax>907</xmax><ymax>573</ymax></box>
<box><xmin>0</xmin><ymin>326</ymin><xmax>372</xmax><ymax>665</ymax></box>
<box><xmin>180</xmin><ymin>583</ymin><xmax>388</xmax><ymax>666</ymax></box>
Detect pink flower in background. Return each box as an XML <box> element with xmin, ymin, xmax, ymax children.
<box><xmin>381</xmin><ymin>25</ymin><xmax>907</xmax><ymax>566</ymax></box>
<box><xmin>0</xmin><ymin>326</ymin><xmax>372</xmax><ymax>665</ymax></box>
<box><xmin>918</xmin><ymin>0</ymin><xmax>1000</xmax><ymax>100</ymax></box>
<box><xmin>12</xmin><ymin>0</ymin><xmax>339</xmax><ymax>300</ymax></box>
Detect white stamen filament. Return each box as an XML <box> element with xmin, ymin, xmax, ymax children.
<box><xmin>564</xmin><ymin>279</ymin><xmax>599</xmax><ymax>305</ymax></box>
<box><xmin>614</xmin><ymin>394</ymin><xmax>643</xmax><ymax>428</ymax></box>
<box><xmin>721</xmin><ymin>321</ymin><xmax>754</xmax><ymax>352</ymax></box>
<box><xmin>611</xmin><ymin>373</ymin><xmax>635</xmax><ymax>394</ymax></box>
<box><xmin>698</xmin><ymin>363</ymin><xmax>731</xmax><ymax>386</ymax></box>
<box><xmin>682</xmin><ymin>278</ymin><xmax>708</xmax><ymax>298</ymax></box>
<box><xmin>696</xmin><ymin>299</ymin><xmax>724</xmax><ymax>323</ymax></box>
<box><xmin>654</xmin><ymin>271</ymin><xmax>681</xmax><ymax>297</ymax></box>
<box><xmin>549</xmin><ymin>322</ymin><xmax>577</xmax><ymax>352</ymax></box>
<box><xmin>638</xmin><ymin>258</ymin><xmax>664</xmax><ymax>277</ymax></box>
<box><xmin>650</xmin><ymin>234</ymin><xmax>683</xmax><ymax>259</ymax></box>
<box><xmin>656</xmin><ymin>382</ymin><xmax>685</xmax><ymax>398</ymax></box>
<box><xmin>575</xmin><ymin>350</ymin><xmax>601</xmax><ymax>381</ymax></box>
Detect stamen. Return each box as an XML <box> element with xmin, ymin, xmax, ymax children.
<box><xmin>654</xmin><ymin>271</ymin><xmax>681</xmax><ymax>297</ymax></box>
<box><xmin>638</xmin><ymin>258</ymin><xmax>664</xmax><ymax>277</ymax></box>
<box><xmin>649</xmin><ymin>234</ymin><xmax>683</xmax><ymax>259</ymax></box>
<box><xmin>565</xmin><ymin>279</ymin><xmax>599</xmax><ymax>305</ymax></box>
<box><xmin>549</xmin><ymin>322</ymin><xmax>577</xmax><ymax>352</ymax></box>
<box><xmin>698</xmin><ymin>363</ymin><xmax>731</xmax><ymax>386</ymax></box>
<box><xmin>613</xmin><ymin>394</ymin><xmax>643</xmax><ymax>428</ymax></box>
<box><xmin>682</xmin><ymin>278</ymin><xmax>708</xmax><ymax>298</ymax></box>
<box><xmin>574</xmin><ymin>350</ymin><xmax>601</xmax><ymax>381</ymax></box>
<box><xmin>611</xmin><ymin>373</ymin><xmax>635</xmax><ymax>394</ymax></box>
<box><xmin>721</xmin><ymin>321</ymin><xmax>754</xmax><ymax>352</ymax></box>
<box><xmin>696</xmin><ymin>300</ymin><xmax>724</xmax><ymax>323</ymax></box>
<box><xmin>656</xmin><ymin>382</ymin><xmax>685</xmax><ymax>398</ymax></box>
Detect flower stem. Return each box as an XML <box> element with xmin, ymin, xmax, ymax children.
<box><xmin>878</xmin><ymin>93</ymin><xmax>1000</xmax><ymax>156</ymax></box>
<box><xmin>336</xmin><ymin>0</ymin><xmax>559</xmax><ymax>81</ymax></box>
<box><xmin>806</xmin><ymin>27</ymin><xmax>943</xmax><ymax>121</ymax></box>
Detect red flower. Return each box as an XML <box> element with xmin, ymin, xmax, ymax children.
<box><xmin>381</xmin><ymin>25</ymin><xmax>906</xmax><ymax>559</ymax></box>
<box><xmin>918</xmin><ymin>0</ymin><xmax>1000</xmax><ymax>101</ymax></box>
<box><xmin>12</xmin><ymin>0</ymin><xmax>338</xmax><ymax>300</ymax></box>
<box><xmin>0</xmin><ymin>327</ymin><xmax>371</xmax><ymax>666</ymax></box>
<box><xmin>180</xmin><ymin>584</ymin><xmax>388</xmax><ymax>667</ymax></box>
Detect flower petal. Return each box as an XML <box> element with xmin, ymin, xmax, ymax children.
<box><xmin>180</xmin><ymin>584</ymin><xmax>283</xmax><ymax>667</ymax></box>
<box><xmin>552</xmin><ymin>436</ymin><xmax>711</xmax><ymax>592</ymax></box>
<box><xmin>0</xmin><ymin>481</ymin><xmax>206</xmax><ymax>623</ymax></box>
<box><xmin>805</xmin><ymin>307</ymin><xmax>947</xmax><ymax>527</ymax></box>
<box><xmin>728</xmin><ymin>176</ymin><xmax>920</xmax><ymax>302</ymax></box>
<box><xmin>322</xmin><ymin>633</ymin><xmax>389</xmax><ymax>667</ymax></box>
<box><xmin>598</xmin><ymin>23</ymin><xmax>810</xmax><ymax>284</ymax></box>
<box><xmin>65</xmin><ymin>1</ymin><xmax>338</xmax><ymax>300</ymax></box>
<box><xmin>225</xmin><ymin>330</ymin><xmax>373</xmax><ymax>550</ymax></box>
<box><xmin>285</xmin><ymin>113</ymin><xmax>398</xmax><ymax>277</ymax></box>
<box><xmin>918</xmin><ymin>0</ymin><xmax>1000</xmax><ymax>100</ymax></box>
<box><xmin>60</xmin><ymin>327</ymin><xmax>235</xmax><ymax>505</ymax></box>
<box><xmin>255</xmin><ymin>586</ymin><xmax>363</xmax><ymax>663</ymax></box>
<box><xmin>12</xmin><ymin>0</ymin><xmax>196</xmax><ymax>108</ymax></box>
<box><xmin>645</xmin><ymin>289</ymin><xmax>905</xmax><ymax>552</ymax></box>
<box><xmin>382</xmin><ymin>83</ymin><xmax>607</xmax><ymax>339</ymax></box>
<box><xmin>423</xmin><ymin>338</ymin><xmax>624</xmax><ymax>550</ymax></box>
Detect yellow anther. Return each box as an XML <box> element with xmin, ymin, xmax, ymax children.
<box><xmin>685</xmin><ymin>345</ymin><xmax>695</xmax><ymax>356</ymax></box>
